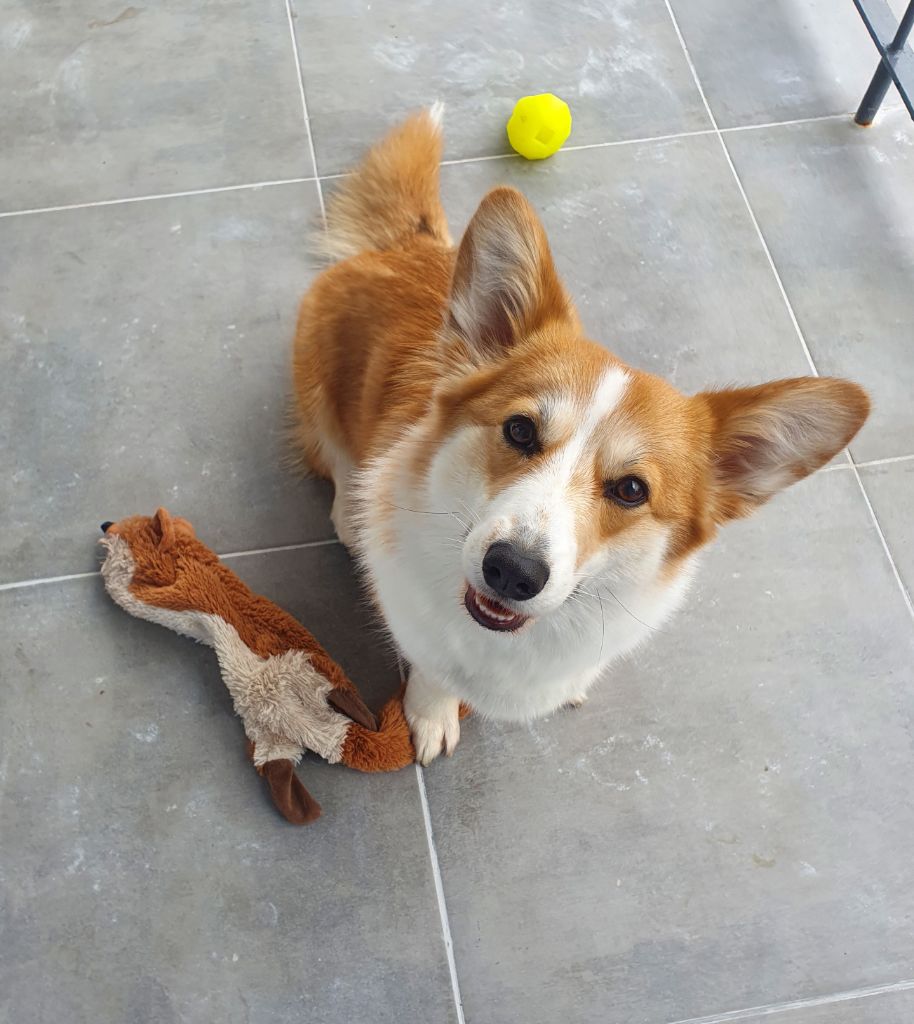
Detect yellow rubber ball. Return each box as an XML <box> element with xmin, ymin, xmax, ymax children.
<box><xmin>507</xmin><ymin>93</ymin><xmax>573</xmax><ymax>160</ymax></box>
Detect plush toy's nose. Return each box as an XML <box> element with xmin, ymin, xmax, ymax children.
<box><xmin>100</xmin><ymin>521</ymin><xmax>114</xmax><ymax>533</ymax></box>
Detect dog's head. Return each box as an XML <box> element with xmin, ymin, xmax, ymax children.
<box><xmin>418</xmin><ymin>187</ymin><xmax>869</xmax><ymax>635</ymax></box>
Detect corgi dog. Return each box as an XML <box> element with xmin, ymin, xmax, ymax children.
<box><xmin>291</xmin><ymin>107</ymin><xmax>869</xmax><ymax>765</ymax></box>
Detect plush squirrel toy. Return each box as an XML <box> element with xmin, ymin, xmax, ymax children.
<box><xmin>100</xmin><ymin>509</ymin><xmax>419</xmax><ymax>825</ymax></box>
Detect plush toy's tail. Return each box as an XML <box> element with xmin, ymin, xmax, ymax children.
<box><xmin>315</xmin><ymin>105</ymin><xmax>451</xmax><ymax>262</ymax></box>
<box><xmin>340</xmin><ymin>691</ymin><xmax>415</xmax><ymax>773</ymax></box>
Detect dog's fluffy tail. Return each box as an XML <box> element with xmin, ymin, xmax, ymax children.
<box><xmin>316</xmin><ymin>104</ymin><xmax>451</xmax><ymax>261</ymax></box>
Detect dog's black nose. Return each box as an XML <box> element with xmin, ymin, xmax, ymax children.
<box><xmin>100</xmin><ymin>521</ymin><xmax>114</xmax><ymax>533</ymax></box>
<box><xmin>482</xmin><ymin>542</ymin><xmax>550</xmax><ymax>602</ymax></box>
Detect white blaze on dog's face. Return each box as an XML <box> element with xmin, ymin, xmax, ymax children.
<box><xmin>417</xmin><ymin>187</ymin><xmax>870</xmax><ymax>636</ymax></box>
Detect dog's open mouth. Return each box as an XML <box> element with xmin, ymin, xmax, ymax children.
<box><xmin>464</xmin><ymin>584</ymin><xmax>529</xmax><ymax>632</ymax></box>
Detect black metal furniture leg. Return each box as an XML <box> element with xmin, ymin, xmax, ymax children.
<box><xmin>855</xmin><ymin>61</ymin><xmax>894</xmax><ymax>124</ymax></box>
<box><xmin>854</xmin><ymin>0</ymin><xmax>914</xmax><ymax>125</ymax></box>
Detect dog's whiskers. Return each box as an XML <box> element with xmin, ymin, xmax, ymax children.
<box><xmin>575</xmin><ymin>580</ymin><xmax>667</xmax><ymax>634</ymax></box>
<box><xmin>380</xmin><ymin>500</ymin><xmax>471</xmax><ymax>538</ymax></box>
<box><xmin>597</xmin><ymin>586</ymin><xmax>606</xmax><ymax>663</ymax></box>
<box><xmin>456</xmin><ymin>498</ymin><xmax>481</xmax><ymax>526</ymax></box>
<box><xmin>381</xmin><ymin>500</ymin><xmax>457</xmax><ymax>516</ymax></box>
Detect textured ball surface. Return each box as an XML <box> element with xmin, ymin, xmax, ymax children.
<box><xmin>507</xmin><ymin>93</ymin><xmax>573</xmax><ymax>160</ymax></box>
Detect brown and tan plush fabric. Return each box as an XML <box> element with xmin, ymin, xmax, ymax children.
<box><xmin>100</xmin><ymin>509</ymin><xmax>418</xmax><ymax>825</ymax></box>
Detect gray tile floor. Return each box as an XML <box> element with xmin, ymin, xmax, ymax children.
<box><xmin>2</xmin><ymin>2</ymin><xmax>913</xmax><ymax>1022</ymax></box>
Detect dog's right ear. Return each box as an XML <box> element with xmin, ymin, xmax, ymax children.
<box><xmin>445</xmin><ymin>187</ymin><xmax>572</xmax><ymax>362</ymax></box>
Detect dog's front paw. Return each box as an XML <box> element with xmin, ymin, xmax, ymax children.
<box><xmin>404</xmin><ymin>676</ymin><xmax>460</xmax><ymax>766</ymax></box>
<box><xmin>409</xmin><ymin>709</ymin><xmax>460</xmax><ymax>765</ymax></box>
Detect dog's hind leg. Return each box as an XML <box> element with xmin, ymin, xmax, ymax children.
<box><xmin>321</xmin><ymin>440</ymin><xmax>358</xmax><ymax>551</ymax></box>
<box><xmin>330</xmin><ymin>470</ymin><xmax>358</xmax><ymax>551</ymax></box>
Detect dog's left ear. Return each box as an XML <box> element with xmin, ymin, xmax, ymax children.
<box><xmin>446</xmin><ymin>187</ymin><xmax>572</xmax><ymax>362</ymax></box>
<box><xmin>699</xmin><ymin>377</ymin><xmax>870</xmax><ymax>523</ymax></box>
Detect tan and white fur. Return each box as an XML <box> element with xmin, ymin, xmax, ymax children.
<box><xmin>292</xmin><ymin>107</ymin><xmax>870</xmax><ymax>765</ymax></box>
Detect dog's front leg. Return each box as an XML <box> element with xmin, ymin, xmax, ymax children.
<box><xmin>404</xmin><ymin>667</ymin><xmax>461</xmax><ymax>766</ymax></box>
<box><xmin>562</xmin><ymin>663</ymin><xmax>606</xmax><ymax>710</ymax></box>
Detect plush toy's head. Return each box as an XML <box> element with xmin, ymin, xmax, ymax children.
<box><xmin>103</xmin><ymin>507</ymin><xmax>198</xmax><ymax>546</ymax></box>
<box><xmin>101</xmin><ymin>509</ymin><xmax>216</xmax><ymax>595</ymax></box>
<box><xmin>102</xmin><ymin>509</ymin><xmax>350</xmax><ymax>675</ymax></box>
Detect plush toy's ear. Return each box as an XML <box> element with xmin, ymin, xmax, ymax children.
<box><xmin>153</xmin><ymin>507</ymin><xmax>176</xmax><ymax>551</ymax></box>
<box><xmin>150</xmin><ymin>507</ymin><xmax>197</xmax><ymax>553</ymax></box>
<box><xmin>260</xmin><ymin>759</ymin><xmax>322</xmax><ymax>825</ymax></box>
<box><xmin>327</xmin><ymin>687</ymin><xmax>379</xmax><ymax>732</ymax></box>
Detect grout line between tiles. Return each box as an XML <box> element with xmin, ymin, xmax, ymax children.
<box><xmin>0</xmin><ymin>569</ymin><xmax>102</xmax><ymax>592</ymax></box>
<box><xmin>823</xmin><ymin>452</ymin><xmax>914</xmax><ymax>472</ymax></box>
<box><xmin>818</xmin><ymin>453</ymin><xmax>914</xmax><ymax>473</ymax></box>
<box><xmin>661</xmin><ymin>0</ymin><xmax>817</xmax><ymax>377</ymax></box>
<box><xmin>284</xmin><ymin>0</ymin><xmax>326</xmax><ymax>226</ymax></box>
<box><xmin>0</xmin><ymin>177</ymin><xmax>318</xmax><ymax>219</ymax></box>
<box><xmin>0</xmin><ymin>537</ymin><xmax>342</xmax><ymax>593</ymax></box>
<box><xmin>663</xmin><ymin>977</ymin><xmax>914</xmax><ymax>1024</ymax></box>
<box><xmin>852</xmin><ymin>452</ymin><xmax>914</xmax><ymax>469</ymax></box>
<box><xmin>559</xmin><ymin>127</ymin><xmax>716</xmax><ymax>153</ymax></box>
<box><xmin>0</xmin><ymin>112</ymin><xmax>876</xmax><ymax>221</ymax></box>
<box><xmin>415</xmin><ymin>763</ymin><xmax>467</xmax><ymax>1024</ymax></box>
<box><xmin>218</xmin><ymin>537</ymin><xmax>340</xmax><ymax>559</ymax></box>
<box><xmin>396</xmin><ymin>654</ymin><xmax>466</xmax><ymax>1024</ymax></box>
<box><xmin>719</xmin><ymin>111</ymin><xmax>856</xmax><ymax>134</ymax></box>
<box><xmin>846</xmin><ymin>453</ymin><xmax>914</xmax><ymax>619</ymax></box>
<box><xmin>438</xmin><ymin>127</ymin><xmax>718</xmax><ymax>168</ymax></box>
<box><xmin>439</xmin><ymin>151</ymin><xmax>521</xmax><ymax>168</ymax></box>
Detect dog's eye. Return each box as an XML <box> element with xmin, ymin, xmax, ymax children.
<box><xmin>605</xmin><ymin>476</ymin><xmax>649</xmax><ymax>508</ymax></box>
<box><xmin>504</xmin><ymin>415</ymin><xmax>538</xmax><ymax>453</ymax></box>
